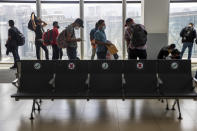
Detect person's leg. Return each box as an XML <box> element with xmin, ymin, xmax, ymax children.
<box><xmin>180</xmin><ymin>42</ymin><xmax>188</xmax><ymax>59</ymax></box>
<box><xmin>52</xmin><ymin>45</ymin><xmax>59</xmax><ymax>60</ymax></box>
<box><xmin>128</xmin><ymin>48</ymin><xmax>137</xmax><ymax>60</ymax></box>
<box><xmin>67</xmin><ymin>47</ymin><xmax>77</xmax><ymax>60</ymax></box>
<box><xmin>188</xmin><ymin>43</ymin><xmax>193</xmax><ymax>60</ymax></box>
<box><xmin>35</xmin><ymin>41</ymin><xmax>41</xmax><ymax>60</ymax></box>
<box><xmin>59</xmin><ymin>48</ymin><xmax>63</xmax><ymax>60</ymax></box>
<box><xmin>137</xmin><ymin>49</ymin><xmax>147</xmax><ymax>60</ymax></box>
<box><xmin>11</xmin><ymin>47</ymin><xmax>20</xmax><ymax>68</ymax></box>
<box><xmin>40</xmin><ymin>41</ymin><xmax>49</xmax><ymax>60</ymax></box>
<box><xmin>91</xmin><ymin>48</ymin><xmax>96</xmax><ymax>60</ymax></box>
<box><xmin>97</xmin><ymin>52</ymin><xmax>107</xmax><ymax>60</ymax></box>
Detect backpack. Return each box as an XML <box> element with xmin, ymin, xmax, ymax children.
<box><xmin>57</xmin><ymin>28</ymin><xmax>74</xmax><ymax>48</ymax></box>
<box><xmin>43</xmin><ymin>29</ymin><xmax>53</xmax><ymax>46</ymax></box>
<box><xmin>28</xmin><ymin>13</ymin><xmax>37</xmax><ymax>31</ymax></box>
<box><xmin>57</xmin><ymin>29</ymin><xmax>67</xmax><ymax>48</ymax></box>
<box><xmin>183</xmin><ymin>27</ymin><xmax>193</xmax><ymax>38</ymax></box>
<box><xmin>131</xmin><ymin>24</ymin><xmax>147</xmax><ymax>47</ymax></box>
<box><xmin>13</xmin><ymin>28</ymin><xmax>25</xmax><ymax>46</ymax></box>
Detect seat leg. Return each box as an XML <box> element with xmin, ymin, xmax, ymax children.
<box><xmin>166</xmin><ymin>99</ymin><xmax>169</xmax><ymax>110</ymax></box>
<box><xmin>35</xmin><ymin>100</ymin><xmax>41</xmax><ymax>112</ymax></box>
<box><xmin>176</xmin><ymin>99</ymin><xmax>183</xmax><ymax>120</ymax></box>
<box><xmin>171</xmin><ymin>100</ymin><xmax>176</xmax><ymax>110</ymax></box>
<box><xmin>30</xmin><ymin>100</ymin><xmax>36</xmax><ymax>120</ymax></box>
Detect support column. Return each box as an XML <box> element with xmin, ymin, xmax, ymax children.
<box><xmin>142</xmin><ymin>0</ymin><xmax>169</xmax><ymax>59</ymax></box>
<box><xmin>80</xmin><ymin>0</ymin><xmax>84</xmax><ymax>60</ymax></box>
<box><xmin>36</xmin><ymin>0</ymin><xmax>43</xmax><ymax>59</ymax></box>
<box><xmin>122</xmin><ymin>0</ymin><xmax>127</xmax><ymax>60</ymax></box>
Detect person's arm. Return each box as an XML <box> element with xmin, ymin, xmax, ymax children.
<box><xmin>31</xmin><ymin>13</ymin><xmax>37</xmax><ymax>31</ymax></box>
<box><xmin>41</xmin><ymin>20</ymin><xmax>47</xmax><ymax>28</ymax></box>
<box><xmin>66</xmin><ymin>28</ymin><xmax>81</xmax><ymax>43</ymax></box>
<box><xmin>180</xmin><ymin>28</ymin><xmax>185</xmax><ymax>37</ymax></box>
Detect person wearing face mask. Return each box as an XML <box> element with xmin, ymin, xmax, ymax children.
<box><xmin>180</xmin><ymin>23</ymin><xmax>196</xmax><ymax>60</ymax></box>
<box><xmin>65</xmin><ymin>18</ymin><xmax>83</xmax><ymax>60</ymax></box>
<box><xmin>51</xmin><ymin>21</ymin><xmax>60</xmax><ymax>60</ymax></box>
<box><xmin>94</xmin><ymin>19</ymin><xmax>111</xmax><ymax>60</ymax></box>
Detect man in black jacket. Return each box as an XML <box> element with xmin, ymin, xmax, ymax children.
<box><xmin>6</xmin><ymin>20</ymin><xmax>20</xmax><ymax>69</ymax></box>
<box><xmin>180</xmin><ymin>23</ymin><xmax>196</xmax><ymax>60</ymax></box>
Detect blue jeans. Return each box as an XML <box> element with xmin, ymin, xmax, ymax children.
<box><xmin>180</xmin><ymin>42</ymin><xmax>193</xmax><ymax>60</ymax></box>
<box><xmin>97</xmin><ymin>51</ymin><xmax>107</xmax><ymax>60</ymax></box>
<box><xmin>11</xmin><ymin>46</ymin><xmax>20</xmax><ymax>67</ymax></box>
<box><xmin>67</xmin><ymin>47</ymin><xmax>77</xmax><ymax>60</ymax></box>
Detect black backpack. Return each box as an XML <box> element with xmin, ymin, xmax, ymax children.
<box><xmin>131</xmin><ymin>24</ymin><xmax>147</xmax><ymax>47</ymax></box>
<box><xmin>183</xmin><ymin>27</ymin><xmax>193</xmax><ymax>38</ymax></box>
<box><xmin>13</xmin><ymin>28</ymin><xmax>25</xmax><ymax>46</ymax></box>
<box><xmin>43</xmin><ymin>29</ymin><xmax>53</xmax><ymax>46</ymax></box>
<box><xmin>28</xmin><ymin>13</ymin><xmax>37</xmax><ymax>31</ymax></box>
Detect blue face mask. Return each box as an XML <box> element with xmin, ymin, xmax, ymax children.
<box><xmin>102</xmin><ymin>26</ymin><xmax>106</xmax><ymax>31</ymax></box>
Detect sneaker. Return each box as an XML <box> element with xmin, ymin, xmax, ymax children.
<box><xmin>10</xmin><ymin>65</ymin><xmax>17</xmax><ymax>70</ymax></box>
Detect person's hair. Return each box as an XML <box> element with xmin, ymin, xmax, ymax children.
<box><xmin>97</xmin><ymin>19</ymin><xmax>105</xmax><ymax>26</ymax></box>
<box><xmin>169</xmin><ymin>44</ymin><xmax>176</xmax><ymax>49</ymax></box>
<box><xmin>8</xmin><ymin>20</ymin><xmax>14</xmax><ymax>26</ymax></box>
<box><xmin>53</xmin><ymin>21</ymin><xmax>58</xmax><ymax>26</ymax></box>
<box><xmin>95</xmin><ymin>22</ymin><xmax>99</xmax><ymax>29</ymax></box>
<box><xmin>189</xmin><ymin>23</ymin><xmax>194</xmax><ymax>26</ymax></box>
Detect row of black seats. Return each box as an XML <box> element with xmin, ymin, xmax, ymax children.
<box><xmin>13</xmin><ymin>60</ymin><xmax>196</xmax><ymax>99</ymax></box>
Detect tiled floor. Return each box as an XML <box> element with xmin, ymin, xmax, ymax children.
<box><xmin>0</xmin><ymin>83</ymin><xmax>197</xmax><ymax>131</ymax></box>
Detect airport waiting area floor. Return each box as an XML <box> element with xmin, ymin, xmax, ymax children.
<box><xmin>0</xmin><ymin>84</ymin><xmax>197</xmax><ymax>131</ymax></box>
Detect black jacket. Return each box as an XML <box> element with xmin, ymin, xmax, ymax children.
<box><xmin>180</xmin><ymin>27</ymin><xmax>196</xmax><ymax>43</ymax></box>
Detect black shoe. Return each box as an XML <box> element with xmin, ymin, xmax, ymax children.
<box><xmin>10</xmin><ymin>65</ymin><xmax>17</xmax><ymax>70</ymax></box>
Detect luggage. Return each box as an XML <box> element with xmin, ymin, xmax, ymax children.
<box><xmin>43</xmin><ymin>29</ymin><xmax>53</xmax><ymax>46</ymax></box>
<box><xmin>13</xmin><ymin>28</ymin><xmax>25</xmax><ymax>46</ymax></box>
<box><xmin>57</xmin><ymin>29</ymin><xmax>68</xmax><ymax>48</ymax></box>
<box><xmin>28</xmin><ymin>12</ymin><xmax>37</xmax><ymax>31</ymax></box>
<box><xmin>131</xmin><ymin>24</ymin><xmax>147</xmax><ymax>47</ymax></box>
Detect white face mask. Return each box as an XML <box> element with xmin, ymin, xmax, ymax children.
<box><xmin>75</xmin><ymin>27</ymin><xmax>80</xmax><ymax>30</ymax></box>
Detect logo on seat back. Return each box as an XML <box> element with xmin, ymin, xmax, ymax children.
<box><xmin>137</xmin><ymin>62</ymin><xmax>143</xmax><ymax>69</ymax></box>
<box><xmin>68</xmin><ymin>63</ymin><xmax>75</xmax><ymax>70</ymax></box>
<box><xmin>102</xmin><ymin>62</ymin><xmax>109</xmax><ymax>70</ymax></box>
<box><xmin>34</xmin><ymin>63</ymin><xmax>41</xmax><ymax>70</ymax></box>
<box><xmin>171</xmin><ymin>62</ymin><xmax>179</xmax><ymax>70</ymax></box>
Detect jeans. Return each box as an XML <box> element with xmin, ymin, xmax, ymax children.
<box><xmin>91</xmin><ymin>48</ymin><xmax>96</xmax><ymax>60</ymax></box>
<box><xmin>97</xmin><ymin>51</ymin><xmax>107</xmax><ymax>60</ymax></box>
<box><xmin>52</xmin><ymin>44</ymin><xmax>60</xmax><ymax>60</ymax></box>
<box><xmin>11</xmin><ymin>46</ymin><xmax>20</xmax><ymax>67</ymax></box>
<box><xmin>35</xmin><ymin>40</ymin><xmax>49</xmax><ymax>60</ymax></box>
<box><xmin>128</xmin><ymin>48</ymin><xmax>147</xmax><ymax>60</ymax></box>
<box><xmin>67</xmin><ymin>47</ymin><xmax>77</xmax><ymax>60</ymax></box>
<box><xmin>180</xmin><ymin>42</ymin><xmax>193</xmax><ymax>60</ymax></box>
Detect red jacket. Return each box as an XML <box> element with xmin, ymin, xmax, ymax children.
<box><xmin>51</xmin><ymin>27</ymin><xmax>59</xmax><ymax>45</ymax></box>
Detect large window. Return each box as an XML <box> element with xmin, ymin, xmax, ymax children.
<box><xmin>169</xmin><ymin>3</ymin><xmax>197</xmax><ymax>60</ymax></box>
<box><xmin>0</xmin><ymin>1</ymin><xmax>141</xmax><ymax>62</ymax></box>
<box><xmin>41</xmin><ymin>4</ymin><xmax>80</xmax><ymax>60</ymax></box>
<box><xmin>0</xmin><ymin>3</ymin><xmax>36</xmax><ymax>62</ymax></box>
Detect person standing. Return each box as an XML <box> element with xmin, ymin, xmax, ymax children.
<box><xmin>51</xmin><ymin>21</ymin><xmax>60</xmax><ymax>60</ymax></box>
<box><xmin>90</xmin><ymin>23</ymin><xmax>98</xmax><ymax>60</ymax></box>
<box><xmin>94</xmin><ymin>19</ymin><xmax>112</xmax><ymax>60</ymax></box>
<box><xmin>32</xmin><ymin>17</ymin><xmax>49</xmax><ymax>60</ymax></box>
<box><xmin>65</xmin><ymin>18</ymin><xmax>83</xmax><ymax>60</ymax></box>
<box><xmin>6</xmin><ymin>20</ymin><xmax>20</xmax><ymax>69</ymax></box>
<box><xmin>124</xmin><ymin>18</ymin><xmax>147</xmax><ymax>60</ymax></box>
<box><xmin>180</xmin><ymin>23</ymin><xmax>196</xmax><ymax>60</ymax></box>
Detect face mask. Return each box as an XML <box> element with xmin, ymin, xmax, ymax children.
<box><xmin>102</xmin><ymin>26</ymin><xmax>106</xmax><ymax>30</ymax></box>
<box><xmin>75</xmin><ymin>27</ymin><xmax>80</xmax><ymax>30</ymax></box>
